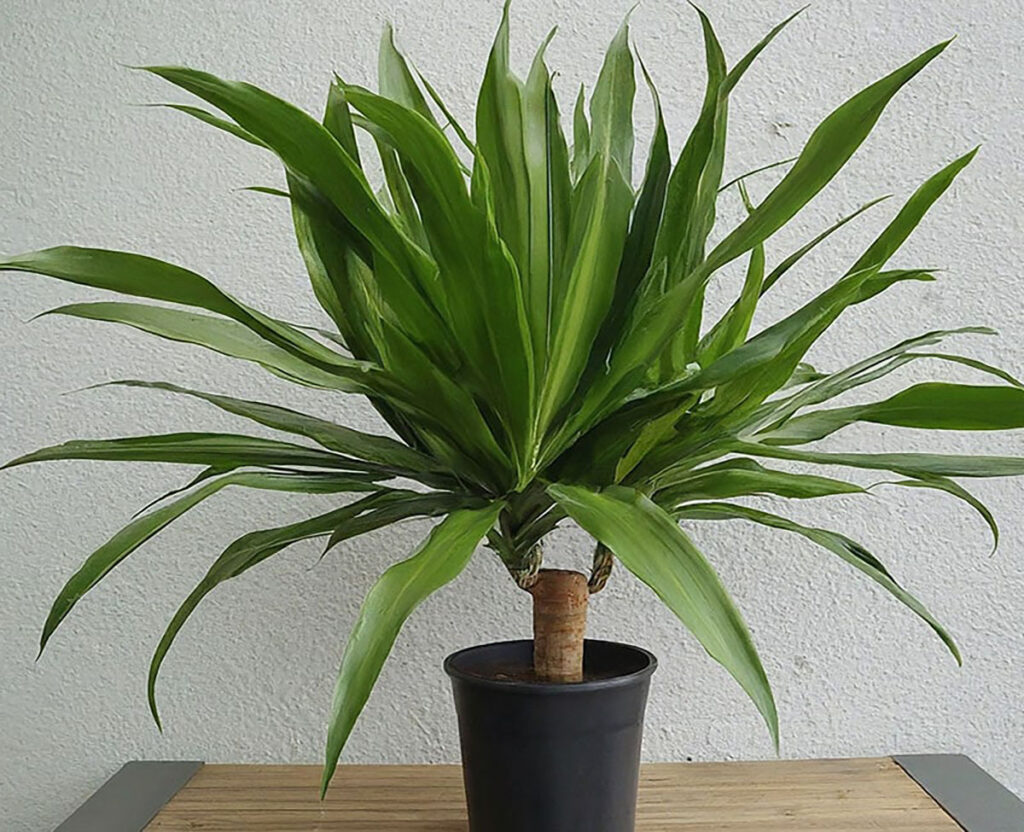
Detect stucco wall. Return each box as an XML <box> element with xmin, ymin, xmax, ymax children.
<box><xmin>2</xmin><ymin>1</ymin><xmax>1023</xmax><ymax>829</ymax></box>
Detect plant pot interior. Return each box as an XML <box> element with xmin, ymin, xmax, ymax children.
<box><xmin>445</xmin><ymin>639</ymin><xmax>655</xmax><ymax>686</ymax></box>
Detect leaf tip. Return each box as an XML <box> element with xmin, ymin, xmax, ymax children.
<box><xmin>319</xmin><ymin>760</ymin><xmax>337</xmax><ymax>800</ymax></box>
<box><xmin>148</xmin><ymin>694</ymin><xmax>164</xmax><ymax>732</ymax></box>
<box><xmin>27</xmin><ymin>308</ymin><xmax>54</xmax><ymax>324</ymax></box>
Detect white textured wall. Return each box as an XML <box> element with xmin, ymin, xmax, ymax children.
<box><xmin>2</xmin><ymin>1</ymin><xmax>1023</xmax><ymax>829</ymax></box>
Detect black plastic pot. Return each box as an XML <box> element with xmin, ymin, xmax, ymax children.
<box><xmin>445</xmin><ymin>639</ymin><xmax>657</xmax><ymax>832</ymax></box>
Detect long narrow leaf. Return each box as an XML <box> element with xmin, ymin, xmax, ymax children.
<box><xmin>758</xmin><ymin>383</ymin><xmax>1024</xmax><ymax>445</ymax></box>
<box><xmin>521</xmin><ymin>29</ymin><xmax>571</xmax><ymax>370</ymax></box>
<box><xmin>3</xmin><ymin>433</ymin><xmax>382</xmax><ymax>473</ymax></box>
<box><xmin>749</xmin><ymin>327</ymin><xmax>998</xmax><ymax>433</ymax></box>
<box><xmin>345</xmin><ymin>83</ymin><xmax>536</xmax><ymax>467</ymax></box>
<box><xmin>99</xmin><ymin>380</ymin><xmax>444</xmax><ymax>478</ymax></box>
<box><xmin>850</xmin><ymin>147</ymin><xmax>978</xmax><ymax>274</ymax></box>
<box><xmin>142</xmin><ymin>65</ymin><xmax>453</xmax><ymax>352</ymax></box>
<box><xmin>656</xmin><ymin>458</ymin><xmax>865</xmax><ymax>505</ymax></box>
<box><xmin>737</xmin><ymin>441</ymin><xmax>1024</xmax><ymax>478</ymax></box>
<box><xmin>321</xmin><ymin>503</ymin><xmax>502</xmax><ymax>793</ymax></box>
<box><xmin>475</xmin><ymin>2</ymin><xmax>531</xmax><ymax>272</ymax></box>
<box><xmin>675</xmin><ymin>502</ymin><xmax>960</xmax><ymax>663</ymax></box>
<box><xmin>704</xmin><ymin>40</ymin><xmax>950</xmax><ymax>276</ymax></box>
<box><xmin>38</xmin><ymin>301</ymin><xmax>375</xmax><ymax>391</ymax></box>
<box><xmin>147</xmin><ymin>492</ymin><xmax>407</xmax><ymax>726</ymax></box>
<box><xmin>537</xmin><ymin>18</ymin><xmax>634</xmax><ymax>437</ymax></box>
<box><xmin>1</xmin><ymin>247</ymin><xmax>355</xmax><ymax>372</ymax></box>
<box><xmin>760</xmin><ymin>195</ymin><xmax>890</xmax><ymax>294</ymax></box>
<box><xmin>40</xmin><ymin>471</ymin><xmax>377</xmax><ymax>654</ymax></box>
<box><xmin>874</xmin><ymin>476</ymin><xmax>999</xmax><ymax>553</ymax></box>
<box><xmin>548</xmin><ymin>483</ymin><xmax>778</xmax><ymax>747</ymax></box>
<box><xmin>593</xmin><ymin>40</ymin><xmax>950</xmax><ymax>419</ymax></box>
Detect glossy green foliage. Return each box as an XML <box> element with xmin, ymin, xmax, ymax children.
<box><xmin>4</xmin><ymin>3</ymin><xmax>1021</xmax><ymax>790</ymax></box>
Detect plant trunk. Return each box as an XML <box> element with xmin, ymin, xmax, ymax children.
<box><xmin>529</xmin><ymin>568</ymin><xmax>588</xmax><ymax>681</ymax></box>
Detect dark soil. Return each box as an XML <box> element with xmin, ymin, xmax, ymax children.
<box><xmin>464</xmin><ymin>660</ymin><xmax>623</xmax><ymax>684</ymax></box>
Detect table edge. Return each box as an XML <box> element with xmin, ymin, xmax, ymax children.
<box><xmin>54</xmin><ymin>756</ymin><xmax>1023</xmax><ymax>832</ymax></box>
<box><xmin>54</xmin><ymin>761</ymin><xmax>203</xmax><ymax>832</ymax></box>
<box><xmin>894</xmin><ymin>754</ymin><xmax>1024</xmax><ymax>832</ymax></box>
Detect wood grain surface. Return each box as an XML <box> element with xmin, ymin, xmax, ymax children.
<box><xmin>145</xmin><ymin>758</ymin><xmax>960</xmax><ymax>830</ymax></box>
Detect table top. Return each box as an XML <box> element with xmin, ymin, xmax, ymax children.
<box><xmin>57</xmin><ymin>755</ymin><xmax>1024</xmax><ymax>831</ymax></box>
<box><xmin>147</xmin><ymin>758</ymin><xmax>954</xmax><ymax>831</ymax></box>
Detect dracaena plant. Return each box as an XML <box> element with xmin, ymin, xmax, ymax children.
<box><xmin>5</xmin><ymin>3</ymin><xmax>1024</xmax><ymax>792</ymax></box>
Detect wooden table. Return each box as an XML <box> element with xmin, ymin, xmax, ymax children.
<box><xmin>57</xmin><ymin>756</ymin><xmax>1024</xmax><ymax>831</ymax></box>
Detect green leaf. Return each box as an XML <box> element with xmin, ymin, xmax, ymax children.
<box><xmin>3</xmin><ymin>432</ymin><xmax>380</xmax><ymax>473</ymax></box>
<box><xmin>283</xmin><ymin>169</ymin><xmax>390</xmax><ymax>365</ymax></box>
<box><xmin>151</xmin><ymin>103</ymin><xmax>266</xmax><ymax>146</ymax></box>
<box><xmin>99</xmin><ymin>380</ymin><xmax>444</xmax><ymax>478</ymax></box>
<box><xmin>372</xmin><ymin>28</ymin><xmax>441</xmax><ymax>248</ymax></box>
<box><xmin>39</xmin><ymin>301</ymin><xmax>375</xmax><ymax>391</ymax></box>
<box><xmin>377</xmin><ymin>24</ymin><xmax>439</xmax><ymax>127</ymax></box>
<box><xmin>737</xmin><ymin>441</ymin><xmax>1024</xmax><ymax>478</ymax></box>
<box><xmin>372</xmin><ymin>320</ymin><xmax>514</xmax><ymax>489</ymax></box>
<box><xmin>475</xmin><ymin>1</ymin><xmax>531</xmax><ymax>273</ymax></box>
<box><xmin>850</xmin><ymin>147</ymin><xmax>978</xmax><ymax>274</ymax></box>
<box><xmin>321</xmin><ymin>503</ymin><xmax>502</xmax><ymax>794</ymax></box>
<box><xmin>367</xmin><ymin>132</ymin><xmax>428</xmax><ymax>247</ymax></box>
<box><xmin>323</xmin><ymin>78</ymin><xmax>361</xmax><ymax>160</ymax></box>
<box><xmin>873</xmin><ymin>476</ymin><xmax>999</xmax><ymax>553</ymax></box>
<box><xmin>689</xmin><ymin>268</ymin><xmax>932</xmax><ymax>424</ymax></box>
<box><xmin>1</xmin><ymin>246</ymin><xmax>356</xmax><ymax>372</ymax></box>
<box><xmin>571</xmin><ymin>83</ymin><xmax>590</xmax><ymax>181</ymax></box>
<box><xmin>548</xmin><ymin>483</ymin><xmax>778</xmax><ymax>747</ymax></box>
<box><xmin>537</xmin><ymin>18</ymin><xmax>634</xmax><ymax>436</ymax></box>
<box><xmin>142</xmin><ymin>65</ymin><xmax>452</xmax><ymax>350</ymax></box>
<box><xmin>521</xmin><ymin>28</ymin><xmax>571</xmax><ymax>370</ymax></box>
<box><xmin>289</xmin><ymin>173</ymin><xmax>350</xmax><ymax>339</ymax></box>
<box><xmin>415</xmin><ymin>71</ymin><xmax>476</xmax><ymax>155</ymax></box>
<box><xmin>660</xmin><ymin>6</ymin><xmax>803</xmax><ymax>367</ymax></box>
<box><xmin>656</xmin><ymin>458</ymin><xmax>865</xmax><ymax>505</ymax></box>
<box><xmin>758</xmin><ymin>383</ymin><xmax>1024</xmax><ymax>445</ymax></box>
<box><xmin>40</xmin><ymin>471</ymin><xmax>376</xmax><ymax>655</ymax></box>
<box><xmin>718</xmin><ymin>156</ymin><xmax>797</xmax><ymax>193</ymax></box>
<box><xmin>588</xmin><ymin>57</ymin><xmax>670</xmax><ymax>377</ymax></box>
<box><xmin>131</xmin><ymin>465</ymin><xmax>229</xmax><ymax>517</ymax></box>
<box><xmin>760</xmin><ymin>195</ymin><xmax>890</xmax><ymax>294</ymax></box>
<box><xmin>748</xmin><ymin>327</ymin><xmax>998</xmax><ymax>433</ymax></box>
<box><xmin>911</xmin><ymin>352</ymin><xmax>1024</xmax><ymax>389</ymax></box>
<box><xmin>540</xmin><ymin>156</ymin><xmax>632</xmax><ymax>436</ymax></box>
<box><xmin>588</xmin><ymin>15</ymin><xmax>635</xmax><ymax>180</ymax></box>
<box><xmin>597</xmin><ymin>39</ymin><xmax>950</xmax><ymax>414</ymax></box>
<box><xmin>703</xmin><ymin>40</ymin><xmax>951</xmax><ymax>277</ymax></box>
<box><xmin>344</xmin><ymin>83</ymin><xmax>536</xmax><ymax>467</ymax></box>
<box><xmin>148</xmin><ymin>491</ymin><xmax>405</xmax><ymax>726</ymax></box>
<box><xmin>674</xmin><ymin>501</ymin><xmax>960</xmax><ymax>664</ymax></box>
<box><xmin>322</xmin><ymin>490</ymin><xmax>476</xmax><ymax>555</ymax></box>
<box><xmin>240</xmin><ymin>185</ymin><xmax>290</xmax><ymax>198</ymax></box>
<box><xmin>721</xmin><ymin>8</ymin><xmax>806</xmax><ymax>96</ymax></box>
<box><xmin>698</xmin><ymin>186</ymin><xmax>765</xmax><ymax>364</ymax></box>
<box><xmin>651</xmin><ymin>5</ymin><xmax>726</xmax><ymax>336</ymax></box>
<box><xmin>783</xmin><ymin>362</ymin><xmax>827</xmax><ymax>389</ymax></box>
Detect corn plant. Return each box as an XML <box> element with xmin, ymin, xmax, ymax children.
<box><xmin>4</xmin><ymin>4</ymin><xmax>1024</xmax><ymax>793</ymax></box>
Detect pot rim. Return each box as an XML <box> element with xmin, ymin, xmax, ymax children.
<box><xmin>443</xmin><ymin>638</ymin><xmax>657</xmax><ymax>694</ymax></box>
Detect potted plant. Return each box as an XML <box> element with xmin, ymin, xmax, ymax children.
<box><xmin>5</xmin><ymin>4</ymin><xmax>1024</xmax><ymax>830</ymax></box>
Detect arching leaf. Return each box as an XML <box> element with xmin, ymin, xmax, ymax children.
<box><xmin>321</xmin><ymin>503</ymin><xmax>502</xmax><ymax>793</ymax></box>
